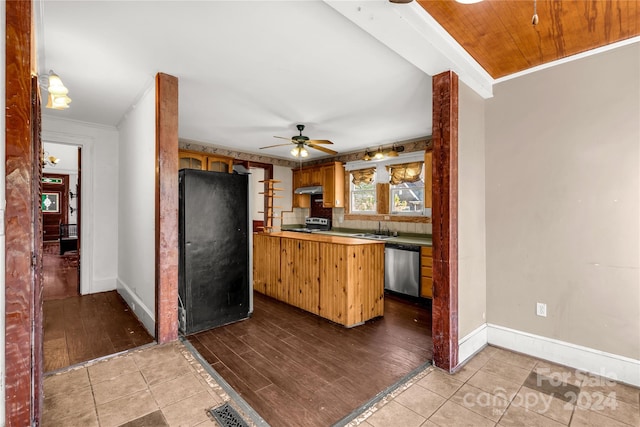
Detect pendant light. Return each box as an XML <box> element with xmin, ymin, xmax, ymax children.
<box><xmin>44</xmin><ymin>70</ymin><xmax>72</xmax><ymax>110</ymax></box>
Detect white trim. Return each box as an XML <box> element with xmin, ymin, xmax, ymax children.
<box><xmin>487</xmin><ymin>324</ymin><xmax>640</xmax><ymax>388</ymax></box>
<box><xmin>495</xmin><ymin>37</ymin><xmax>640</xmax><ymax>84</ymax></box>
<box><xmin>41</xmin><ymin>130</ymin><xmax>95</xmax><ymax>295</ymax></box>
<box><xmin>116</xmin><ymin>278</ymin><xmax>155</xmax><ymax>337</ymax></box>
<box><xmin>458</xmin><ymin>323</ymin><xmax>488</xmax><ymax>364</ymax></box>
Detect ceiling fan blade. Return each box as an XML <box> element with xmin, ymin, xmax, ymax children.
<box><xmin>273</xmin><ymin>136</ymin><xmax>293</xmax><ymax>141</ymax></box>
<box><xmin>306</xmin><ymin>139</ymin><xmax>333</xmax><ymax>145</ymax></box>
<box><xmin>308</xmin><ymin>144</ymin><xmax>337</xmax><ymax>155</ymax></box>
<box><xmin>259</xmin><ymin>143</ymin><xmax>294</xmax><ymax>149</ymax></box>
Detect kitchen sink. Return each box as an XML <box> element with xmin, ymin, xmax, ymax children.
<box><xmin>350</xmin><ymin>233</ymin><xmax>393</xmax><ymax>240</ymax></box>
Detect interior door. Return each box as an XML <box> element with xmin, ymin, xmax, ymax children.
<box><xmin>42</xmin><ymin>173</ymin><xmax>69</xmax><ymax>241</ymax></box>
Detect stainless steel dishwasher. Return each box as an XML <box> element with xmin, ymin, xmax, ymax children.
<box><xmin>384</xmin><ymin>243</ymin><xmax>421</xmax><ymax>297</ymax></box>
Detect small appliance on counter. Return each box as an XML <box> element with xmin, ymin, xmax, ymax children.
<box><xmin>289</xmin><ymin>217</ymin><xmax>331</xmax><ymax>233</ymax></box>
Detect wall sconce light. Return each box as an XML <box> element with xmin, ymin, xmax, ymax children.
<box><xmin>43</xmin><ymin>70</ymin><xmax>72</xmax><ymax>110</ymax></box>
<box><xmin>290</xmin><ymin>145</ymin><xmax>309</xmax><ymax>158</ymax></box>
<box><xmin>362</xmin><ymin>150</ymin><xmax>372</xmax><ymax>161</ymax></box>
<box><xmin>373</xmin><ymin>147</ymin><xmax>385</xmax><ymax>160</ymax></box>
<box><xmin>43</xmin><ymin>151</ymin><xmax>60</xmax><ymax>167</ymax></box>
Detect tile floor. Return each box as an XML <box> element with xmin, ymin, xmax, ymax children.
<box><xmin>43</xmin><ymin>342</ymin><xmax>640</xmax><ymax>427</ymax></box>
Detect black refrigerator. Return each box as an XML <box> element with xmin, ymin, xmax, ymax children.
<box><xmin>178</xmin><ymin>169</ymin><xmax>250</xmax><ymax>335</ymax></box>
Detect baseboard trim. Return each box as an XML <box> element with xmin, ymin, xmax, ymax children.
<box><xmin>487</xmin><ymin>323</ymin><xmax>640</xmax><ymax>387</ymax></box>
<box><xmin>458</xmin><ymin>323</ymin><xmax>488</xmax><ymax>364</ymax></box>
<box><xmin>116</xmin><ymin>279</ymin><xmax>156</xmax><ymax>337</ymax></box>
<box><xmin>88</xmin><ymin>277</ymin><xmax>117</xmax><ymax>294</ymax></box>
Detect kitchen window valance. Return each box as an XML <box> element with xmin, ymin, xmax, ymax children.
<box><xmin>351</xmin><ymin>168</ymin><xmax>376</xmax><ymax>185</ymax></box>
<box><xmin>386</xmin><ymin>162</ymin><xmax>423</xmax><ymax>185</ymax></box>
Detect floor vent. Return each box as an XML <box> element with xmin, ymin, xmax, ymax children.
<box><xmin>209</xmin><ymin>403</ymin><xmax>249</xmax><ymax>427</ymax></box>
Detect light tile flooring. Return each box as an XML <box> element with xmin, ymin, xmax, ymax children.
<box><xmin>43</xmin><ymin>342</ymin><xmax>640</xmax><ymax>427</ymax></box>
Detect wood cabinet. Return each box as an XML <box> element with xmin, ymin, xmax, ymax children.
<box><xmin>292</xmin><ymin>169</ymin><xmax>310</xmax><ymax>208</ymax></box>
<box><xmin>253</xmin><ymin>234</ymin><xmax>281</xmax><ymax>298</ymax></box>
<box><xmin>281</xmin><ymin>238</ymin><xmax>320</xmax><ymax>314</ymax></box>
<box><xmin>321</xmin><ymin>162</ymin><xmax>345</xmax><ymax>208</ymax></box>
<box><xmin>291</xmin><ymin>161</ymin><xmax>345</xmax><ymax>208</ymax></box>
<box><xmin>179</xmin><ymin>149</ymin><xmax>233</xmax><ymax>173</ymax></box>
<box><xmin>253</xmin><ymin>232</ymin><xmax>384</xmax><ymax>326</ymax></box>
<box><xmin>420</xmin><ymin>246</ymin><xmax>433</xmax><ymax>299</ymax></box>
<box><xmin>319</xmin><ymin>242</ymin><xmax>384</xmax><ymax>325</ymax></box>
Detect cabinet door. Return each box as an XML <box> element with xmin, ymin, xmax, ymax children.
<box><xmin>292</xmin><ymin>169</ymin><xmax>310</xmax><ymax>208</ymax></box>
<box><xmin>321</xmin><ymin>163</ymin><xmax>345</xmax><ymax>208</ymax></box>
<box><xmin>420</xmin><ymin>246</ymin><xmax>433</xmax><ymax>299</ymax></box>
<box><xmin>300</xmin><ymin>169</ymin><xmax>311</xmax><ymax>187</ymax></box>
<box><xmin>281</xmin><ymin>238</ymin><xmax>319</xmax><ymax>313</ymax></box>
<box><xmin>253</xmin><ymin>234</ymin><xmax>281</xmax><ymax>298</ymax></box>
<box><xmin>206</xmin><ymin>155</ymin><xmax>233</xmax><ymax>173</ymax></box>
<box><xmin>310</xmin><ymin>167</ymin><xmax>322</xmax><ymax>186</ymax></box>
<box><xmin>179</xmin><ymin>151</ymin><xmax>206</xmax><ymax>170</ymax></box>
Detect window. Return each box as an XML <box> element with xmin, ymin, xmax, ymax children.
<box><xmin>350</xmin><ymin>168</ymin><xmax>376</xmax><ymax>213</ymax></box>
<box><xmin>388</xmin><ymin>162</ymin><xmax>425</xmax><ymax>215</ymax></box>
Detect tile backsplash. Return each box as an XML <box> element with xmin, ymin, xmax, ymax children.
<box><xmin>282</xmin><ymin>207</ymin><xmax>431</xmax><ymax>235</ymax></box>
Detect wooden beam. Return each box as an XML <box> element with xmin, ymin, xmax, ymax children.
<box><xmin>431</xmin><ymin>70</ymin><xmax>459</xmax><ymax>372</ymax></box>
<box><xmin>155</xmin><ymin>73</ymin><xmax>179</xmax><ymax>343</ymax></box>
<box><xmin>5</xmin><ymin>0</ymin><xmax>37</xmax><ymax>424</ymax></box>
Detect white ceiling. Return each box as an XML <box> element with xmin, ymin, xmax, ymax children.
<box><xmin>37</xmin><ymin>0</ymin><xmax>492</xmax><ymax>161</ymax></box>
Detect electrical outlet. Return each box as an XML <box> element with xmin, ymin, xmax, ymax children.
<box><xmin>536</xmin><ymin>302</ymin><xmax>547</xmax><ymax>317</ymax></box>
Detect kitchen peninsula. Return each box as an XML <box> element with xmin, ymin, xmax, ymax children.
<box><xmin>253</xmin><ymin>231</ymin><xmax>385</xmax><ymax>327</ymax></box>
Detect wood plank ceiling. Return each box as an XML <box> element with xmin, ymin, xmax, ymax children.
<box><xmin>417</xmin><ymin>0</ymin><xmax>640</xmax><ymax>79</ymax></box>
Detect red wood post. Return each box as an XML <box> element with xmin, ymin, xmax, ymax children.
<box><xmin>155</xmin><ymin>73</ymin><xmax>179</xmax><ymax>343</ymax></box>
<box><xmin>431</xmin><ymin>70</ymin><xmax>459</xmax><ymax>372</ymax></box>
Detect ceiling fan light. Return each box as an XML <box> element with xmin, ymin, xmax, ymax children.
<box><xmin>300</xmin><ymin>147</ymin><xmax>309</xmax><ymax>158</ymax></box>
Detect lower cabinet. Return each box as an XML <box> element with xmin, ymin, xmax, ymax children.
<box><xmin>420</xmin><ymin>246</ymin><xmax>433</xmax><ymax>299</ymax></box>
<box><xmin>253</xmin><ymin>234</ymin><xmax>384</xmax><ymax>326</ymax></box>
<box><xmin>281</xmin><ymin>238</ymin><xmax>320</xmax><ymax>314</ymax></box>
<box><xmin>253</xmin><ymin>234</ymin><xmax>281</xmax><ymax>298</ymax></box>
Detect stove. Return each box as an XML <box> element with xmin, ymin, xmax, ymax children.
<box><xmin>289</xmin><ymin>217</ymin><xmax>331</xmax><ymax>233</ymax></box>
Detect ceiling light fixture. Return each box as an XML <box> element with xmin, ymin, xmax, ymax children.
<box><xmin>455</xmin><ymin>0</ymin><xmax>483</xmax><ymax>4</ymax></box>
<box><xmin>291</xmin><ymin>145</ymin><xmax>309</xmax><ymax>158</ymax></box>
<box><xmin>44</xmin><ymin>70</ymin><xmax>72</xmax><ymax>110</ymax></box>
<box><xmin>43</xmin><ymin>151</ymin><xmax>60</xmax><ymax>167</ymax></box>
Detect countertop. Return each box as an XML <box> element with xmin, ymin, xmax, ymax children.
<box><xmin>275</xmin><ymin>228</ymin><xmax>433</xmax><ymax>247</ymax></box>
<box><xmin>265</xmin><ymin>231</ymin><xmax>386</xmax><ymax>245</ymax></box>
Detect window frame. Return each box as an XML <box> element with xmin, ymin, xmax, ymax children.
<box><xmin>349</xmin><ymin>169</ymin><xmax>377</xmax><ymax>214</ymax></box>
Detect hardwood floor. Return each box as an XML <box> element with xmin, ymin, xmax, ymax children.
<box><xmin>43</xmin><ymin>241</ymin><xmax>79</xmax><ymax>300</ymax></box>
<box><xmin>188</xmin><ymin>291</ymin><xmax>432</xmax><ymax>427</ymax></box>
<box><xmin>43</xmin><ymin>291</ymin><xmax>155</xmax><ymax>372</ymax></box>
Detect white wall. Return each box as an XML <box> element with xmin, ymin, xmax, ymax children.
<box><xmin>116</xmin><ymin>82</ymin><xmax>156</xmax><ymax>335</ymax></box>
<box><xmin>458</xmin><ymin>81</ymin><xmax>487</xmax><ymax>342</ymax></box>
<box><xmin>42</xmin><ymin>117</ymin><xmax>119</xmax><ymax>294</ymax></box>
<box><xmin>486</xmin><ymin>44</ymin><xmax>640</xmax><ymax>361</ymax></box>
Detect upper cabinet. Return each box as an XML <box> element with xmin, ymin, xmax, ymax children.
<box><xmin>291</xmin><ymin>161</ymin><xmax>344</xmax><ymax>208</ymax></box>
<box><xmin>179</xmin><ymin>149</ymin><xmax>234</xmax><ymax>173</ymax></box>
<box><xmin>321</xmin><ymin>162</ymin><xmax>344</xmax><ymax>208</ymax></box>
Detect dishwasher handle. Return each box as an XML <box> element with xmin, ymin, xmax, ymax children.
<box><xmin>385</xmin><ymin>242</ymin><xmax>421</xmax><ymax>252</ymax></box>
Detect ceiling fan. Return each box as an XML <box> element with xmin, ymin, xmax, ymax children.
<box><xmin>260</xmin><ymin>124</ymin><xmax>337</xmax><ymax>157</ymax></box>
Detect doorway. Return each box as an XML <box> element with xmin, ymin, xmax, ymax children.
<box><xmin>42</xmin><ymin>143</ymin><xmax>80</xmax><ymax>300</ymax></box>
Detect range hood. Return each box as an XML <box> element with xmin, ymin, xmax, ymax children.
<box><xmin>294</xmin><ymin>185</ymin><xmax>323</xmax><ymax>195</ymax></box>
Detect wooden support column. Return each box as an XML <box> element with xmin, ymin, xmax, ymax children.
<box><xmin>5</xmin><ymin>0</ymin><xmax>39</xmax><ymax>425</ymax></box>
<box><xmin>431</xmin><ymin>71</ymin><xmax>459</xmax><ymax>372</ymax></box>
<box><xmin>155</xmin><ymin>73</ymin><xmax>179</xmax><ymax>343</ymax></box>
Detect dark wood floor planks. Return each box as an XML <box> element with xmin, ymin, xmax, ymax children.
<box><xmin>43</xmin><ymin>291</ymin><xmax>155</xmax><ymax>372</ymax></box>
<box><xmin>189</xmin><ymin>292</ymin><xmax>433</xmax><ymax>427</ymax></box>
